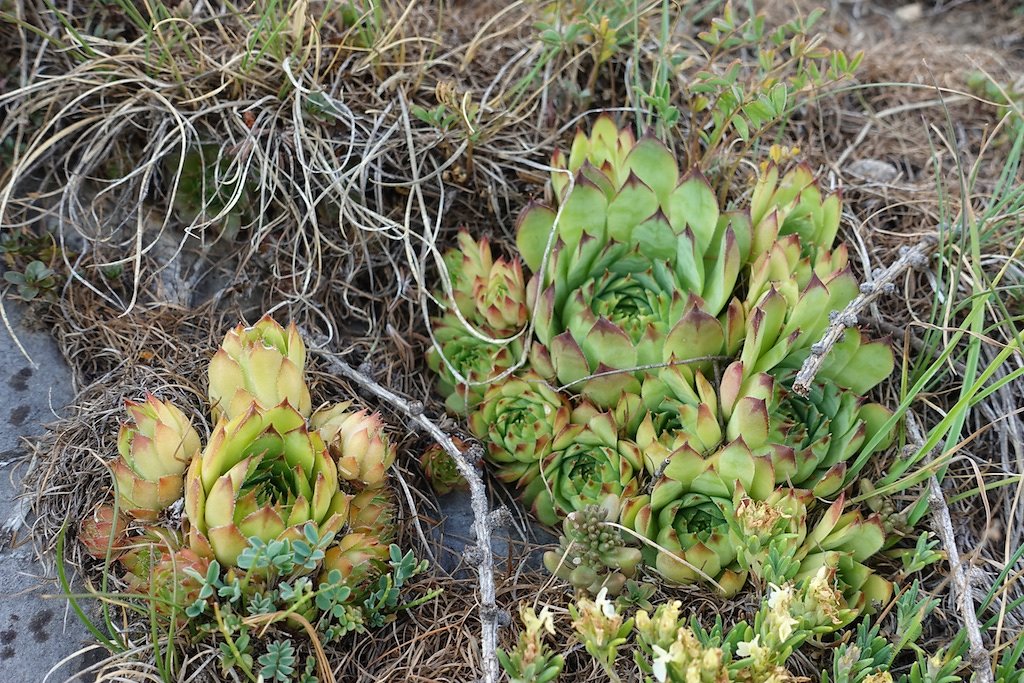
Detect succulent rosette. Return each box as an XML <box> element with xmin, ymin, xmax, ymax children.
<box><xmin>543</xmin><ymin>502</ymin><xmax>642</xmax><ymax>595</ymax></box>
<box><xmin>739</xmin><ymin>164</ymin><xmax>896</xmax><ymax>390</ymax></box>
<box><xmin>522</xmin><ymin>408</ymin><xmax>642</xmax><ymax>526</ymax></box>
<box><xmin>208</xmin><ymin>315</ymin><xmax>311</xmax><ymax>422</ymax></box>
<box><xmin>311</xmin><ymin>402</ymin><xmax>395</xmax><ymax>490</ymax></box>
<box><xmin>321</xmin><ymin>531</ymin><xmax>390</xmax><ymax>588</ymax></box>
<box><xmin>426</xmin><ymin>315</ymin><xmax>524</xmax><ymax>415</ymax></box>
<box><xmin>184</xmin><ymin>403</ymin><xmax>347</xmax><ymax>567</ymax></box>
<box><xmin>114</xmin><ymin>394</ymin><xmax>201</xmax><ymax>520</ymax></box>
<box><xmin>80</xmin><ymin>504</ymin><xmax>129</xmax><ymax>559</ymax></box>
<box><xmin>442</xmin><ymin>230</ymin><xmax>529</xmax><ymax>332</ymax></box>
<box><xmin>622</xmin><ymin>442</ymin><xmax>777</xmax><ymax>595</ymax></box>
<box><xmin>420</xmin><ymin>439</ymin><xmax>470</xmax><ymax>496</ymax></box>
<box><xmin>516</xmin><ymin>118</ymin><xmax>753</xmax><ymax>406</ymax></box>
<box><xmin>790</xmin><ymin>496</ymin><xmax>893</xmax><ymax>623</ymax></box>
<box><xmin>763</xmin><ymin>374</ymin><xmax>894</xmax><ymax>493</ymax></box>
<box><xmin>468</xmin><ymin>373</ymin><xmax>571</xmax><ymax>488</ymax></box>
<box><xmin>638</xmin><ymin>361</ymin><xmax>893</xmax><ymax>496</ymax></box>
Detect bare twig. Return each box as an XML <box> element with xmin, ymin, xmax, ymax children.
<box><xmin>310</xmin><ymin>345</ymin><xmax>501</xmax><ymax>683</ymax></box>
<box><xmin>792</xmin><ymin>232</ymin><xmax>940</xmax><ymax>395</ymax></box>
<box><xmin>906</xmin><ymin>412</ymin><xmax>993</xmax><ymax>682</ymax></box>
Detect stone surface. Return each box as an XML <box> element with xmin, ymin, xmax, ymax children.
<box><xmin>0</xmin><ymin>301</ymin><xmax>96</xmax><ymax>682</ymax></box>
<box><xmin>434</xmin><ymin>490</ymin><xmax>552</xmax><ymax>577</ymax></box>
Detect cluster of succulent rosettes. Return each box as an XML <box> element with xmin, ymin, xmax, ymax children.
<box><xmin>542</xmin><ymin>503</ymin><xmax>642</xmax><ymax>595</ymax></box>
<box><xmin>84</xmin><ymin>316</ymin><xmax>401</xmax><ymax>609</ymax></box>
<box><xmin>427</xmin><ymin>230</ymin><xmax>529</xmax><ymax>415</ymax></box>
<box><xmin>637</xmin><ymin>361</ymin><xmax>894</xmax><ymax>497</ymax></box>
<box><xmin>425</xmin><ymin>118</ymin><xmax>899</xmax><ymax>616</ymax></box>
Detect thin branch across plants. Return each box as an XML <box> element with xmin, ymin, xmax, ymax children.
<box><xmin>310</xmin><ymin>345</ymin><xmax>502</xmax><ymax>683</ymax></box>
<box><xmin>792</xmin><ymin>232</ymin><xmax>940</xmax><ymax>395</ymax></box>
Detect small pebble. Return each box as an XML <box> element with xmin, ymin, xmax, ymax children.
<box><xmin>846</xmin><ymin>158</ymin><xmax>900</xmax><ymax>183</ymax></box>
<box><xmin>895</xmin><ymin>3</ymin><xmax>923</xmax><ymax>22</ymax></box>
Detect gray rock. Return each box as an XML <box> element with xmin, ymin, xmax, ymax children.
<box><xmin>0</xmin><ymin>302</ymin><xmax>97</xmax><ymax>682</ymax></box>
<box><xmin>434</xmin><ymin>491</ymin><xmax>553</xmax><ymax>577</ymax></box>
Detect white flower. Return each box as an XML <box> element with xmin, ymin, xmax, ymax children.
<box><xmin>594</xmin><ymin>587</ymin><xmax>616</xmax><ymax>618</ymax></box>
<box><xmin>522</xmin><ymin>604</ymin><xmax>556</xmax><ymax>636</ymax></box>
<box><xmin>650</xmin><ymin>644</ymin><xmax>671</xmax><ymax>683</ymax></box>
<box><xmin>767</xmin><ymin>583</ymin><xmax>793</xmax><ymax>611</ymax></box>
<box><xmin>765</xmin><ymin>583</ymin><xmax>799</xmax><ymax>642</ymax></box>
<box><xmin>736</xmin><ymin>635</ymin><xmax>761</xmax><ymax>659</ymax></box>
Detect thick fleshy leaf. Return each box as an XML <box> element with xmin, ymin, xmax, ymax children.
<box><xmin>515</xmin><ymin>202</ymin><xmax>558</xmax><ymax>272</ymax></box>
<box><xmin>558</xmin><ymin>176</ymin><xmax>609</xmax><ymax>250</ymax></box>
<box><xmin>625</xmin><ymin>135</ymin><xmax>678</xmax><ymax>204</ymax></box>
<box><xmin>663</xmin><ymin>304</ymin><xmax>725</xmax><ymax>362</ymax></box>
<box><xmin>668</xmin><ymin>171</ymin><xmax>719</xmax><ymax>254</ymax></box>
<box><xmin>208</xmin><ymin>524</ymin><xmax>250</xmax><ymax>566</ymax></box>
<box><xmin>632</xmin><ymin>211</ymin><xmax>678</xmax><ymax>262</ymax></box>
<box><xmin>580</xmin><ymin>318</ymin><xmax>637</xmax><ymax>371</ymax></box>
<box><xmin>606</xmin><ymin>173</ymin><xmax>659</xmax><ymax>243</ymax></box>
<box><xmin>726</xmin><ymin>397</ymin><xmax>769</xmax><ymax>446</ymax></box>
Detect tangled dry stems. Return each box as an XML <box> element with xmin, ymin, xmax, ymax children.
<box><xmin>3</xmin><ymin>0</ymin><xmax>1024</xmax><ymax>680</ymax></box>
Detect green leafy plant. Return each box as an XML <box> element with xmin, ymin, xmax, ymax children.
<box><xmin>4</xmin><ymin>259</ymin><xmax>58</xmax><ymax>299</ymax></box>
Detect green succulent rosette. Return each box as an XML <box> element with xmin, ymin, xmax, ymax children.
<box><xmin>513</xmin><ymin>116</ymin><xmax>753</xmax><ymax>407</ymax></box>
<box><xmin>442</xmin><ymin>230</ymin><xmax>529</xmax><ymax>332</ymax></box>
<box><xmin>522</xmin><ymin>408</ymin><xmax>643</xmax><ymax>526</ymax></box>
<box><xmin>636</xmin><ymin>360</ymin><xmax>893</xmax><ymax>497</ymax></box>
<box><xmin>184</xmin><ymin>403</ymin><xmax>348</xmax><ymax>567</ymax></box>
<box><xmin>419</xmin><ymin>439</ymin><xmax>470</xmax><ymax>496</ymax></box>
<box><xmin>207</xmin><ymin>315</ymin><xmax>311</xmax><ymax>423</ymax></box>
<box><xmin>311</xmin><ymin>402</ymin><xmax>396</xmax><ymax>490</ymax></box>
<box><xmin>426</xmin><ymin>314</ymin><xmax>523</xmax><ymax>415</ymax></box>
<box><xmin>468</xmin><ymin>373</ymin><xmax>571</xmax><ymax>488</ymax></box>
<box><xmin>621</xmin><ymin>441</ymin><xmax>776</xmax><ymax>596</ymax></box>
<box><xmin>790</xmin><ymin>495</ymin><xmax>893</xmax><ymax>624</ymax></box>
<box><xmin>526</xmin><ymin>235</ymin><xmax>747</xmax><ymax>408</ymax></box>
<box><xmin>114</xmin><ymin>394</ymin><xmax>201</xmax><ymax>521</ymax></box>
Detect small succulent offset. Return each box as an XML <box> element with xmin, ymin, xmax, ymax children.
<box><xmin>420</xmin><ymin>439</ymin><xmax>470</xmax><ymax>496</ymax></box>
<box><xmin>543</xmin><ymin>503</ymin><xmax>642</xmax><ymax>595</ymax></box>
<box><xmin>82</xmin><ymin>315</ymin><xmax>433</xmax><ymax>668</ymax></box>
<box><xmin>114</xmin><ymin>395</ymin><xmax>201</xmax><ymax>521</ymax></box>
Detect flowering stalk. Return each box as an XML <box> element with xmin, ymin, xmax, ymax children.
<box><xmin>570</xmin><ymin>588</ymin><xmax>633</xmax><ymax>683</ymax></box>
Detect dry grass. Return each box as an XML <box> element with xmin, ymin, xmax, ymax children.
<box><xmin>4</xmin><ymin>0</ymin><xmax>1024</xmax><ymax>680</ymax></box>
